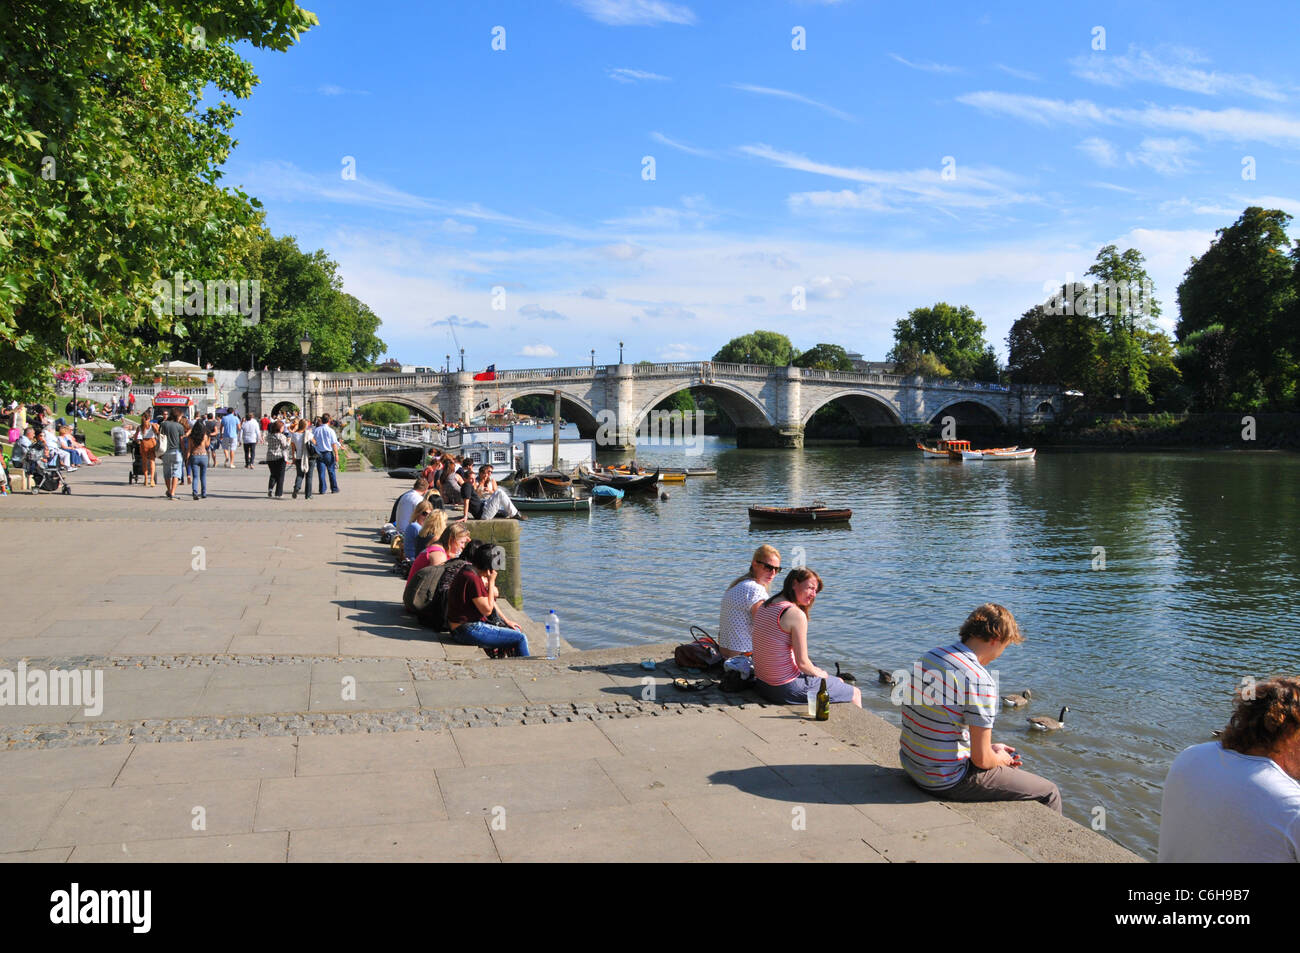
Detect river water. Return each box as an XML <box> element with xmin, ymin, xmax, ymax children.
<box><xmin>513</xmin><ymin>437</ymin><xmax>1300</xmax><ymax>859</ymax></box>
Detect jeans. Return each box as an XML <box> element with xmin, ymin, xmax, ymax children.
<box><xmin>293</xmin><ymin>460</ymin><xmax>312</xmax><ymax>498</ymax></box>
<box><xmin>315</xmin><ymin>449</ymin><xmax>338</xmax><ymax>493</ymax></box>
<box><xmin>243</xmin><ymin>442</ymin><xmax>257</xmax><ymax>466</ymax></box>
<box><xmin>479</xmin><ymin>489</ymin><xmax>519</xmax><ymax>519</ymax></box>
<box><xmin>267</xmin><ymin>458</ymin><xmax>286</xmax><ymax>496</ymax></box>
<box><xmin>189</xmin><ymin>455</ymin><xmax>208</xmax><ymax>497</ymax></box>
<box><xmin>162</xmin><ymin>449</ymin><xmax>184</xmax><ymax>482</ymax></box>
<box><xmin>453</xmin><ymin>621</ymin><xmax>530</xmax><ymax>657</ymax></box>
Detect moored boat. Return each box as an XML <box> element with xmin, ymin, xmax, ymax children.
<box><xmin>577</xmin><ymin>466</ymin><xmax>660</xmax><ymax>494</ymax></box>
<box><xmin>590</xmin><ymin>485</ymin><xmax>624</xmax><ymax>505</ymax></box>
<box><xmin>748</xmin><ymin>505</ymin><xmax>852</xmax><ymax>524</ymax></box>
<box><xmin>512</xmin><ymin>496</ymin><xmax>592</xmax><ymax>512</ymax></box>
<box><xmin>980</xmin><ymin>447</ymin><xmax>1036</xmax><ymax>460</ymax></box>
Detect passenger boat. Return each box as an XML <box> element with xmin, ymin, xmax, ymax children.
<box><xmin>748</xmin><ymin>505</ymin><xmax>852</xmax><ymax>524</ymax></box>
<box><xmin>917</xmin><ymin>439</ymin><xmax>967</xmax><ymax>459</ymax></box>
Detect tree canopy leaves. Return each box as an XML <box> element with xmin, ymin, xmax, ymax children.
<box><xmin>887</xmin><ymin>302</ymin><xmax>998</xmax><ymax>381</ymax></box>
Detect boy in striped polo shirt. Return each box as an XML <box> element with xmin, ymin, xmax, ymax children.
<box><xmin>898</xmin><ymin>603</ymin><xmax>1061</xmax><ymax>812</ymax></box>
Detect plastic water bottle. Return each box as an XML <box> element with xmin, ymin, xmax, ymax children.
<box><xmin>546</xmin><ymin>609</ymin><xmax>560</xmax><ymax>659</ymax></box>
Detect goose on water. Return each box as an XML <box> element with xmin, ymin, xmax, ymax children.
<box><xmin>1028</xmin><ymin>706</ymin><xmax>1069</xmax><ymax>731</ymax></box>
<box><xmin>836</xmin><ymin>662</ymin><xmax>857</xmax><ymax>684</ymax></box>
<box><xmin>1002</xmin><ymin>689</ymin><xmax>1032</xmax><ymax>708</ymax></box>
<box><xmin>877</xmin><ymin>669</ymin><xmax>897</xmax><ymax>686</ymax></box>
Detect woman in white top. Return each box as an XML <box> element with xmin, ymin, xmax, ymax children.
<box><xmin>717</xmin><ymin>544</ymin><xmax>781</xmax><ymax>659</ymax></box>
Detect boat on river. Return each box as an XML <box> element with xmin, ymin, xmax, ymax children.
<box><xmin>977</xmin><ymin>447</ymin><xmax>1036</xmax><ymax>461</ymax></box>
<box><xmin>513</xmin><ymin>496</ymin><xmax>592</xmax><ymax>513</ymax></box>
<box><xmin>577</xmin><ymin>466</ymin><xmax>660</xmax><ymax>494</ymax></box>
<box><xmin>748</xmin><ymin>505</ymin><xmax>852</xmax><ymax>524</ymax></box>
<box><xmin>589</xmin><ymin>485</ymin><xmax>624</xmax><ymax>505</ymax></box>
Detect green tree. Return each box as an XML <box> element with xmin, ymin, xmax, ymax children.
<box><xmin>1007</xmin><ymin>283</ymin><xmax>1105</xmax><ymax>391</ymax></box>
<box><xmin>1177</xmin><ymin>207</ymin><xmax>1296</xmax><ymax>410</ymax></box>
<box><xmin>793</xmin><ymin>343</ymin><xmax>853</xmax><ymax>371</ymax></box>
<box><xmin>713</xmin><ymin>331</ymin><xmax>798</xmax><ymax>366</ymax></box>
<box><xmin>359</xmin><ymin>401</ymin><xmax>411</xmax><ymax>426</ymax></box>
<box><xmin>1086</xmin><ymin>245</ymin><xmax>1163</xmax><ymax>410</ymax></box>
<box><xmin>0</xmin><ymin>0</ymin><xmax>317</xmax><ymax>394</ymax></box>
<box><xmin>891</xmin><ymin>345</ymin><xmax>951</xmax><ymax>379</ymax></box>
<box><xmin>887</xmin><ymin>303</ymin><xmax>997</xmax><ymax>381</ymax></box>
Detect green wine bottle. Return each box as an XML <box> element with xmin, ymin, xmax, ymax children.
<box><xmin>815</xmin><ymin>677</ymin><xmax>830</xmax><ymax>721</ymax></box>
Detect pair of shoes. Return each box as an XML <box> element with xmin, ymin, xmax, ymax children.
<box><xmin>267</xmin><ymin>490</ymin><xmax>272</xmax><ymax>498</ymax></box>
<box><xmin>292</xmin><ymin>489</ymin><xmax>298</xmax><ymax>499</ymax></box>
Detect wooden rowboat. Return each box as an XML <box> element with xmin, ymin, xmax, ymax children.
<box><xmin>512</xmin><ymin>496</ymin><xmax>592</xmax><ymax>512</ymax></box>
<box><xmin>589</xmin><ymin>485</ymin><xmax>624</xmax><ymax>505</ymax></box>
<box><xmin>980</xmin><ymin>447</ymin><xmax>1036</xmax><ymax>460</ymax></box>
<box><xmin>577</xmin><ymin>466</ymin><xmax>660</xmax><ymax>493</ymax></box>
<box><xmin>748</xmin><ymin>505</ymin><xmax>852</xmax><ymax>524</ymax></box>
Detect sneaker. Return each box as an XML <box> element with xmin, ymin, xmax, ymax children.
<box><xmin>292</xmin><ymin>489</ymin><xmax>298</xmax><ymax>499</ymax></box>
<box><xmin>267</xmin><ymin>490</ymin><xmax>272</xmax><ymax>498</ymax></box>
<box><xmin>192</xmin><ymin>494</ymin><xmax>199</xmax><ymax>500</ymax></box>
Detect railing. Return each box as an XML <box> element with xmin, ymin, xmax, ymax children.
<box><xmin>493</xmin><ymin>366</ymin><xmax>599</xmax><ymax>382</ymax></box>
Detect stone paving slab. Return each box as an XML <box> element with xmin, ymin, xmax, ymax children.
<box><xmin>114</xmin><ymin>738</ymin><xmax>296</xmax><ymax>786</ymax></box>
<box><xmin>254</xmin><ymin>771</ymin><xmax>445</xmax><ymax>831</ymax></box>
<box><xmin>287</xmin><ymin>819</ymin><xmax>497</xmax><ymax>863</ymax></box>
<box><xmin>295</xmin><ymin>731</ymin><xmax>461</xmax><ymax>776</ymax></box>
<box><xmin>70</xmin><ymin>832</ymin><xmax>289</xmax><ymax>863</ymax></box>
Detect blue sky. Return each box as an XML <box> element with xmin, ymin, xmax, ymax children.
<box><xmin>223</xmin><ymin>0</ymin><xmax>1300</xmax><ymax>369</ymax></box>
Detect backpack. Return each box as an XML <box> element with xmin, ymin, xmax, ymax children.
<box><xmin>674</xmin><ymin>626</ymin><xmax>723</xmax><ymax>670</ymax></box>
<box><xmin>404</xmin><ymin>562</ymin><xmax>450</xmax><ymax>618</ymax></box>
<box><xmin>427</xmin><ymin>557</ymin><xmax>470</xmax><ymax>632</ymax></box>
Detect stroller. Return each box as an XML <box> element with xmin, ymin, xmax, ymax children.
<box><xmin>127</xmin><ymin>438</ymin><xmax>144</xmax><ymax>485</ymax></box>
<box><xmin>27</xmin><ymin>453</ymin><xmax>71</xmax><ymax>495</ymax></box>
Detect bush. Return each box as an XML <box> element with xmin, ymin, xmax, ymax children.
<box><xmin>359</xmin><ymin>402</ymin><xmax>410</xmax><ymax>425</ymax></box>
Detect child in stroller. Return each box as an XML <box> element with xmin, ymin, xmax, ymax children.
<box><xmin>128</xmin><ymin>437</ymin><xmax>144</xmax><ymax>485</ymax></box>
<box><xmin>25</xmin><ymin>439</ymin><xmax>72</xmax><ymax>495</ymax></box>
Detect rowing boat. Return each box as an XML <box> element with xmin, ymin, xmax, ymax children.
<box><xmin>512</xmin><ymin>496</ymin><xmax>593</xmax><ymax>512</ymax></box>
<box><xmin>577</xmin><ymin>466</ymin><xmax>660</xmax><ymax>493</ymax></box>
<box><xmin>979</xmin><ymin>447</ymin><xmax>1036</xmax><ymax>460</ymax></box>
<box><xmin>748</xmin><ymin>505</ymin><xmax>852</xmax><ymax>524</ymax></box>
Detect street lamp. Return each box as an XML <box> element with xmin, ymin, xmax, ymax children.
<box><xmin>619</xmin><ymin>341</ymin><xmax>624</xmax><ymax>363</ymax></box>
<box><xmin>591</xmin><ymin>348</ymin><xmax>595</xmax><ymax>368</ymax></box>
<box><xmin>300</xmin><ymin>332</ymin><xmax>312</xmax><ymax>419</ymax></box>
<box><xmin>459</xmin><ymin>348</ymin><xmax>464</xmax><ymax>372</ymax></box>
<box><xmin>445</xmin><ymin>354</ymin><xmax>450</xmax><ymax>374</ymax></box>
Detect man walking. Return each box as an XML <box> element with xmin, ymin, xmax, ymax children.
<box><xmin>240</xmin><ymin>411</ymin><xmax>262</xmax><ymax>468</ymax></box>
<box><xmin>311</xmin><ymin>413</ymin><xmax>340</xmax><ymax>494</ymax></box>
<box><xmin>219</xmin><ymin>409</ymin><xmax>239</xmax><ymax>468</ymax></box>
<box><xmin>158</xmin><ymin>410</ymin><xmax>187</xmax><ymax>500</ymax></box>
<box><xmin>204</xmin><ymin>412</ymin><xmax>219</xmax><ymax>465</ymax></box>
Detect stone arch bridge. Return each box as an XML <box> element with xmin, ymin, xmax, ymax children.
<box><xmin>254</xmin><ymin>362</ymin><xmax>1061</xmax><ymax>449</ymax></box>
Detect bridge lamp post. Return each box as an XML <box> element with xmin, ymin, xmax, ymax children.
<box><xmin>459</xmin><ymin>348</ymin><xmax>464</xmax><ymax>372</ymax></box>
<box><xmin>619</xmin><ymin>341</ymin><xmax>624</xmax><ymax>363</ymax></box>
<box><xmin>590</xmin><ymin>349</ymin><xmax>595</xmax><ymax>368</ymax></box>
<box><xmin>445</xmin><ymin>354</ymin><xmax>450</xmax><ymax>374</ymax></box>
<box><xmin>300</xmin><ymin>332</ymin><xmax>312</xmax><ymax>419</ymax></box>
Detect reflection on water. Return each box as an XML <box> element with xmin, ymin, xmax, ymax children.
<box><xmin>516</xmin><ymin>438</ymin><xmax>1300</xmax><ymax>857</ymax></box>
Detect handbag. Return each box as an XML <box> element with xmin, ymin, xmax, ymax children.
<box><xmin>674</xmin><ymin>625</ymin><xmax>723</xmax><ymax>669</ymax></box>
<box><xmin>157</xmin><ymin>431</ymin><xmax>168</xmax><ymax>454</ymax></box>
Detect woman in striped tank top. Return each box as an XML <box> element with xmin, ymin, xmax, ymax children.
<box><xmin>750</xmin><ymin>568</ymin><xmax>861</xmax><ymax>708</ymax></box>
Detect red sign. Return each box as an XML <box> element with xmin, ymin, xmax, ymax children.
<box><xmin>152</xmin><ymin>391</ymin><xmax>193</xmax><ymax>407</ymax></box>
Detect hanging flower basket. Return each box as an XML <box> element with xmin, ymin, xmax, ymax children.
<box><xmin>115</xmin><ymin>374</ymin><xmax>133</xmax><ymax>387</ymax></box>
<box><xmin>53</xmin><ymin>367</ymin><xmax>91</xmax><ymax>394</ymax></box>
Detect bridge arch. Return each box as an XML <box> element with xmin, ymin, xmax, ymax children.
<box><xmin>799</xmin><ymin>389</ymin><xmax>903</xmax><ymax>429</ymax></box>
<box><xmin>929</xmin><ymin>397</ymin><xmax>1007</xmax><ymax>427</ymax></box>
<box><xmin>496</xmin><ymin>387</ymin><xmax>602</xmax><ymax>439</ymax></box>
<box><xmin>631</xmin><ymin>380</ymin><xmax>772</xmax><ymax>435</ymax></box>
<box><xmin>355</xmin><ymin>396</ymin><xmax>442</xmax><ymax>423</ymax></box>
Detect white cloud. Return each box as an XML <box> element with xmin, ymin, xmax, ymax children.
<box><xmin>888</xmin><ymin>53</ymin><xmax>961</xmax><ymax>74</ymax></box>
<box><xmin>1127</xmin><ymin>137</ymin><xmax>1198</xmax><ymax>176</ymax></box>
<box><xmin>520</xmin><ymin>304</ymin><xmax>568</xmax><ymax>321</ymax></box>
<box><xmin>608</xmin><ymin>67</ymin><xmax>671</xmax><ymax>83</ymax></box>
<box><xmin>958</xmin><ymin>91</ymin><xmax>1300</xmax><ymax>147</ymax></box>
<box><xmin>996</xmin><ymin>64</ymin><xmax>1038</xmax><ymax>82</ymax></box>
<box><xmin>1071</xmin><ymin>45</ymin><xmax>1288</xmax><ymax>102</ymax></box>
<box><xmin>643</xmin><ymin>302</ymin><xmax>697</xmax><ymax>320</ymax></box>
<box><xmin>439</xmin><ymin>218</ymin><xmax>476</xmax><ymax>236</ymax></box>
<box><xmin>728</xmin><ymin>83</ymin><xmax>855</xmax><ymax>122</ymax></box>
<box><xmin>658</xmin><ymin>342</ymin><xmax>698</xmax><ymax>360</ymax></box>
<box><xmin>318</xmin><ymin>85</ymin><xmax>369</xmax><ymax>96</ymax></box>
<box><xmin>572</xmin><ymin>0</ymin><xmax>695</xmax><ymax>26</ymax></box>
<box><xmin>580</xmin><ymin>286</ymin><xmax>607</xmax><ymax>299</ymax></box>
<box><xmin>1078</xmin><ymin>137</ymin><xmax>1118</xmax><ymax>167</ymax></box>
<box><xmin>519</xmin><ymin>344</ymin><xmax>559</xmax><ymax>358</ymax></box>
<box><xmin>650</xmin><ymin>131</ymin><xmax>716</xmax><ymax>158</ymax></box>
<box><xmin>740</xmin><ymin>143</ymin><xmax>1036</xmax><ymax>211</ymax></box>
<box><xmin>806</xmin><ymin>275</ymin><xmax>855</xmax><ymax>300</ymax></box>
<box><xmin>1088</xmin><ymin>181</ymin><xmax>1141</xmax><ymax>195</ymax></box>
<box><xmin>600</xmin><ymin>242</ymin><xmax>646</xmax><ymax>260</ymax></box>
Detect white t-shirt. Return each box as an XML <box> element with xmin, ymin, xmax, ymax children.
<box><xmin>395</xmin><ymin>489</ymin><xmax>424</xmax><ymax>533</ymax></box>
<box><xmin>240</xmin><ymin>419</ymin><xmax>261</xmax><ymax>443</ymax></box>
<box><xmin>1158</xmin><ymin>742</ymin><xmax>1300</xmax><ymax>863</ymax></box>
<box><xmin>717</xmin><ymin>579</ymin><xmax>767</xmax><ymax>653</ymax></box>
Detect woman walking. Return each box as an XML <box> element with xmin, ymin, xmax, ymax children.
<box><xmin>187</xmin><ymin>417</ymin><xmax>209</xmax><ymax>499</ymax></box>
<box><xmin>289</xmin><ymin>418</ymin><xmax>313</xmax><ymax>500</ymax></box>
<box><xmin>265</xmin><ymin>420</ymin><xmax>290</xmax><ymax>498</ymax></box>
<box><xmin>136</xmin><ymin>413</ymin><xmax>158</xmax><ymax>487</ymax></box>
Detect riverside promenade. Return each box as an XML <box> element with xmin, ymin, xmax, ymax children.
<box><xmin>0</xmin><ymin>457</ymin><xmax>1137</xmax><ymax>862</ymax></box>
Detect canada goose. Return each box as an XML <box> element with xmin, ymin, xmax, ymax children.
<box><xmin>836</xmin><ymin>662</ymin><xmax>857</xmax><ymax>684</ymax></box>
<box><xmin>1028</xmin><ymin>706</ymin><xmax>1069</xmax><ymax>731</ymax></box>
<box><xmin>877</xmin><ymin>669</ymin><xmax>897</xmax><ymax>686</ymax></box>
<box><xmin>1002</xmin><ymin>689</ymin><xmax>1032</xmax><ymax>707</ymax></box>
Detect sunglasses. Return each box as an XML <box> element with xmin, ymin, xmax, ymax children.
<box><xmin>757</xmin><ymin>561</ymin><xmax>780</xmax><ymax>572</ymax></box>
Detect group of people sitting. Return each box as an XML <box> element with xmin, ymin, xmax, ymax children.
<box><xmin>8</xmin><ymin>420</ymin><xmax>103</xmax><ymax>478</ymax></box>
<box><xmin>384</xmin><ymin>505</ymin><xmax>530</xmax><ymax>657</ymax></box>
<box><xmin>407</xmin><ymin>450</ymin><xmax>525</xmax><ymax>524</ymax></box>
<box><xmin>716</xmin><ymin>545</ymin><xmax>1062</xmax><ymax>812</ymax></box>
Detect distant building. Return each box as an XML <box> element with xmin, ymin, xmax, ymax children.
<box><xmin>846</xmin><ymin>351</ymin><xmax>896</xmax><ymax>374</ymax></box>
